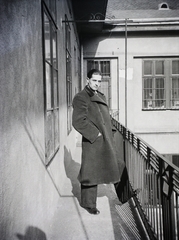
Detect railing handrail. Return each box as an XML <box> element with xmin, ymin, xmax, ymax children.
<box><xmin>112</xmin><ymin>118</ymin><xmax>179</xmax><ymax>172</ymax></box>
<box><xmin>116</xmin><ymin>120</ymin><xmax>179</xmax><ymax>172</ymax></box>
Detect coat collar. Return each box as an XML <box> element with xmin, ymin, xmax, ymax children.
<box><xmin>84</xmin><ymin>85</ymin><xmax>107</xmax><ymax>106</ymax></box>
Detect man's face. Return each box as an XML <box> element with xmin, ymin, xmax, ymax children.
<box><xmin>87</xmin><ymin>74</ymin><xmax>102</xmax><ymax>91</ymax></box>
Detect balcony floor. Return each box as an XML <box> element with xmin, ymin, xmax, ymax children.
<box><xmin>53</xmin><ymin>140</ymin><xmax>150</xmax><ymax>240</ymax></box>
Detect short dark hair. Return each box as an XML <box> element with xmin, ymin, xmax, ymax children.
<box><xmin>87</xmin><ymin>69</ymin><xmax>102</xmax><ymax>79</ymax></box>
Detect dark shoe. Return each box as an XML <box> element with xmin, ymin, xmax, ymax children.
<box><xmin>84</xmin><ymin>207</ymin><xmax>100</xmax><ymax>215</ymax></box>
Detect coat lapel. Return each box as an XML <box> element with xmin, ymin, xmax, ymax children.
<box><xmin>84</xmin><ymin>85</ymin><xmax>107</xmax><ymax>106</ymax></box>
<box><xmin>90</xmin><ymin>95</ymin><xmax>107</xmax><ymax>105</ymax></box>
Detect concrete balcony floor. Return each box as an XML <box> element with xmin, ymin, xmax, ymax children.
<box><xmin>52</xmin><ymin>142</ymin><xmax>150</xmax><ymax>240</ymax></box>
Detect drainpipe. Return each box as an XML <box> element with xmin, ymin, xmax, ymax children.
<box><xmin>125</xmin><ymin>19</ymin><xmax>128</xmax><ymax>128</ymax></box>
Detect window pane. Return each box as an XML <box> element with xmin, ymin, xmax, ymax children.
<box><xmin>53</xmin><ymin>69</ymin><xmax>58</xmax><ymax>108</ymax></box>
<box><xmin>100</xmin><ymin>61</ymin><xmax>110</xmax><ymax>77</ymax></box>
<box><xmin>144</xmin><ymin>78</ymin><xmax>152</xmax><ymax>89</ymax></box>
<box><xmin>50</xmin><ymin>0</ymin><xmax>56</xmax><ymax>20</ymax></box>
<box><xmin>100</xmin><ymin>79</ymin><xmax>109</xmax><ymax>104</ymax></box>
<box><xmin>54</xmin><ymin>109</ymin><xmax>59</xmax><ymax>149</ymax></box>
<box><xmin>94</xmin><ymin>61</ymin><xmax>98</xmax><ymax>69</ymax></box>
<box><xmin>172</xmin><ymin>60</ymin><xmax>179</xmax><ymax>74</ymax></box>
<box><xmin>44</xmin><ymin>0</ymin><xmax>49</xmax><ymax>8</ymax></box>
<box><xmin>155</xmin><ymin>61</ymin><xmax>164</xmax><ymax>75</ymax></box>
<box><xmin>171</xmin><ymin>77</ymin><xmax>179</xmax><ymax>107</ymax></box>
<box><xmin>46</xmin><ymin>63</ymin><xmax>52</xmax><ymax>109</ymax></box>
<box><xmin>144</xmin><ymin>99</ymin><xmax>153</xmax><ymax>108</ymax></box>
<box><xmin>155</xmin><ymin>78</ymin><xmax>165</xmax><ymax>108</ymax></box>
<box><xmin>144</xmin><ymin>61</ymin><xmax>152</xmax><ymax>75</ymax></box>
<box><xmin>52</xmin><ymin>27</ymin><xmax>57</xmax><ymax>69</ymax></box>
<box><xmin>66</xmin><ymin>26</ymin><xmax>71</xmax><ymax>52</ymax></box>
<box><xmin>156</xmin><ymin>77</ymin><xmax>164</xmax><ymax>89</ymax></box>
<box><xmin>144</xmin><ymin>89</ymin><xmax>153</xmax><ymax>99</ymax></box>
<box><xmin>172</xmin><ymin>77</ymin><xmax>179</xmax><ymax>89</ymax></box>
<box><xmin>46</xmin><ymin>111</ymin><xmax>54</xmax><ymax>159</ymax></box>
<box><xmin>44</xmin><ymin>13</ymin><xmax>51</xmax><ymax>62</ymax></box>
<box><xmin>74</xmin><ymin>47</ymin><xmax>77</xmax><ymax>75</ymax></box>
<box><xmin>67</xmin><ymin>106</ymin><xmax>72</xmax><ymax>133</ymax></box>
<box><xmin>66</xmin><ymin>52</ymin><xmax>72</xmax><ymax>108</ymax></box>
<box><xmin>143</xmin><ymin>78</ymin><xmax>153</xmax><ymax>108</ymax></box>
<box><xmin>87</xmin><ymin>60</ymin><xmax>92</xmax><ymax>72</ymax></box>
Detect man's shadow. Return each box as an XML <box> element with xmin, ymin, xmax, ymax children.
<box><xmin>64</xmin><ymin>146</ymin><xmax>81</xmax><ymax>204</ymax></box>
<box><xmin>63</xmin><ymin>146</ymin><xmax>119</xmax><ymax>204</ymax></box>
<box><xmin>16</xmin><ymin>226</ymin><xmax>47</xmax><ymax>240</ymax></box>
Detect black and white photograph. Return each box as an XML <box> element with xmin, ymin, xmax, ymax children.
<box><xmin>0</xmin><ymin>0</ymin><xmax>179</xmax><ymax>239</ymax></box>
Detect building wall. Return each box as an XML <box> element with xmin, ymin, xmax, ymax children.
<box><xmin>0</xmin><ymin>0</ymin><xmax>80</xmax><ymax>239</ymax></box>
<box><xmin>82</xmin><ymin>32</ymin><xmax>179</xmax><ymax>155</ymax></box>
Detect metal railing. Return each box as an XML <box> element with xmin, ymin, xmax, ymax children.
<box><xmin>109</xmin><ymin>109</ymin><xmax>119</xmax><ymax>121</ymax></box>
<box><xmin>112</xmin><ymin>118</ymin><xmax>179</xmax><ymax>240</ymax></box>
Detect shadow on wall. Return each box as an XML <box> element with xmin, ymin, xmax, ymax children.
<box><xmin>16</xmin><ymin>226</ymin><xmax>47</xmax><ymax>240</ymax></box>
<box><xmin>64</xmin><ymin>146</ymin><xmax>81</xmax><ymax>204</ymax></box>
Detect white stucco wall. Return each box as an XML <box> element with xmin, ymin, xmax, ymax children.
<box><xmin>0</xmin><ymin>0</ymin><xmax>80</xmax><ymax>239</ymax></box>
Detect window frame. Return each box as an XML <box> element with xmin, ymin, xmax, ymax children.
<box><xmin>87</xmin><ymin>59</ymin><xmax>111</xmax><ymax>108</ymax></box>
<box><xmin>42</xmin><ymin>1</ymin><xmax>59</xmax><ymax>165</ymax></box>
<box><xmin>65</xmin><ymin>15</ymin><xmax>72</xmax><ymax>134</ymax></box>
<box><xmin>142</xmin><ymin>58</ymin><xmax>179</xmax><ymax>111</ymax></box>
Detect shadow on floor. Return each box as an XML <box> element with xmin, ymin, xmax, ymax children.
<box><xmin>16</xmin><ymin>226</ymin><xmax>47</xmax><ymax>240</ymax></box>
<box><xmin>64</xmin><ymin>146</ymin><xmax>81</xmax><ymax>204</ymax></box>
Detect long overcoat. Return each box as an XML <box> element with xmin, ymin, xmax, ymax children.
<box><xmin>72</xmin><ymin>85</ymin><xmax>124</xmax><ymax>186</ymax></box>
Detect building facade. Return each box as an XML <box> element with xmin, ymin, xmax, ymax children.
<box><xmin>80</xmin><ymin>0</ymin><xmax>179</xmax><ymax>165</ymax></box>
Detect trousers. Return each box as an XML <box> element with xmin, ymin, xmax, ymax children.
<box><xmin>81</xmin><ymin>184</ymin><xmax>98</xmax><ymax>208</ymax></box>
<box><xmin>80</xmin><ymin>167</ymin><xmax>134</xmax><ymax>208</ymax></box>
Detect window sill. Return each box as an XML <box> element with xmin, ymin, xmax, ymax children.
<box><xmin>142</xmin><ymin>108</ymin><xmax>179</xmax><ymax>111</ymax></box>
<box><xmin>45</xmin><ymin>146</ymin><xmax>60</xmax><ymax>166</ymax></box>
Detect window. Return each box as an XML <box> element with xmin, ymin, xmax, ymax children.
<box><xmin>65</xmin><ymin>16</ymin><xmax>72</xmax><ymax>134</ymax></box>
<box><xmin>171</xmin><ymin>60</ymin><xmax>179</xmax><ymax>108</ymax></box>
<box><xmin>74</xmin><ymin>46</ymin><xmax>77</xmax><ymax>76</ymax></box>
<box><xmin>78</xmin><ymin>57</ymin><xmax>81</xmax><ymax>91</ymax></box>
<box><xmin>42</xmin><ymin>1</ymin><xmax>59</xmax><ymax>165</ymax></box>
<box><xmin>87</xmin><ymin>60</ymin><xmax>111</xmax><ymax>107</ymax></box>
<box><xmin>142</xmin><ymin>59</ymin><xmax>179</xmax><ymax>110</ymax></box>
<box><xmin>158</xmin><ymin>2</ymin><xmax>170</xmax><ymax>10</ymax></box>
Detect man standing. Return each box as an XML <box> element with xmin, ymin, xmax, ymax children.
<box><xmin>72</xmin><ymin>69</ymin><xmax>121</xmax><ymax>215</ymax></box>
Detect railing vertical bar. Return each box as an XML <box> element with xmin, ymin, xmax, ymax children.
<box><xmin>146</xmin><ymin>161</ymin><xmax>149</xmax><ymax>220</ymax></box>
<box><xmin>176</xmin><ymin>192</ymin><xmax>179</xmax><ymax>239</ymax></box>
<box><xmin>142</xmin><ymin>155</ymin><xmax>146</xmax><ymax>209</ymax></box>
<box><xmin>169</xmin><ymin>168</ymin><xmax>176</xmax><ymax>240</ymax></box>
<box><xmin>149</xmin><ymin>165</ymin><xmax>152</xmax><ymax>224</ymax></box>
<box><xmin>154</xmin><ymin>172</ymin><xmax>159</xmax><ymax>239</ymax></box>
<box><xmin>152</xmin><ymin>169</ymin><xmax>155</xmax><ymax>233</ymax></box>
<box><xmin>153</xmin><ymin>170</ymin><xmax>157</xmax><ymax>234</ymax></box>
<box><xmin>158</xmin><ymin>157</ymin><xmax>163</xmax><ymax>240</ymax></box>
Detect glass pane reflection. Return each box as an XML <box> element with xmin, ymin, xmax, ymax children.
<box><xmin>44</xmin><ymin>13</ymin><xmax>51</xmax><ymax>62</ymax></box>
<box><xmin>46</xmin><ymin>63</ymin><xmax>52</xmax><ymax>109</ymax></box>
